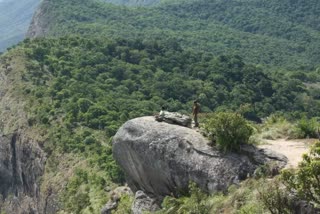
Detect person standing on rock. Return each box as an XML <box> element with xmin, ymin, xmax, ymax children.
<box><xmin>192</xmin><ymin>100</ymin><xmax>200</xmax><ymax>127</ymax></box>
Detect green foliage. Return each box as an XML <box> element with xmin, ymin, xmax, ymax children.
<box><xmin>282</xmin><ymin>141</ymin><xmax>320</xmax><ymax>206</ymax></box>
<box><xmin>34</xmin><ymin>0</ymin><xmax>320</xmax><ymax>70</ymax></box>
<box><xmin>204</xmin><ymin>112</ymin><xmax>253</xmax><ymax>151</ymax></box>
<box><xmin>158</xmin><ymin>182</ymin><xmax>211</xmax><ymax>214</ymax></box>
<box><xmin>253</xmin><ymin>161</ymin><xmax>281</xmax><ymax>179</ymax></box>
<box><xmin>293</xmin><ymin>117</ymin><xmax>319</xmax><ymax>138</ymax></box>
<box><xmin>207</xmin><ymin>179</ymin><xmax>267</xmax><ymax>213</ymax></box>
<box><xmin>259</xmin><ymin>114</ymin><xmax>295</xmax><ymax>140</ymax></box>
<box><xmin>2</xmin><ymin>0</ymin><xmax>320</xmax><ymax>212</ymax></box>
<box><xmin>61</xmin><ymin>168</ymin><xmax>109</xmax><ymax>214</ymax></box>
<box><xmin>257</xmin><ymin>178</ymin><xmax>294</xmax><ymax>214</ymax></box>
<box><xmin>113</xmin><ymin>195</ymin><xmax>134</xmax><ymax>214</ymax></box>
<box><xmin>20</xmin><ymin>36</ymin><xmax>320</xmax><ymax>123</ymax></box>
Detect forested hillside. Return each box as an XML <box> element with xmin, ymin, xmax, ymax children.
<box><xmin>0</xmin><ymin>34</ymin><xmax>317</xmax><ymax>212</ymax></box>
<box><xmin>0</xmin><ymin>0</ymin><xmax>39</xmax><ymax>51</ymax></box>
<box><xmin>1</xmin><ymin>0</ymin><xmax>320</xmax><ymax>213</ymax></box>
<box><xmin>28</xmin><ymin>0</ymin><xmax>320</xmax><ymax>70</ymax></box>
<box><xmin>103</xmin><ymin>0</ymin><xmax>159</xmax><ymax>6</ymax></box>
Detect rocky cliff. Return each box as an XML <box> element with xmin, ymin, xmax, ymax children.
<box><xmin>112</xmin><ymin>116</ymin><xmax>287</xmax><ymax>212</ymax></box>
<box><xmin>0</xmin><ymin>132</ymin><xmax>46</xmax><ymax>213</ymax></box>
<box><xmin>0</xmin><ymin>52</ymin><xmax>48</xmax><ymax>213</ymax></box>
<box><xmin>26</xmin><ymin>0</ymin><xmax>160</xmax><ymax>39</ymax></box>
<box><xmin>26</xmin><ymin>0</ymin><xmax>51</xmax><ymax>38</ymax></box>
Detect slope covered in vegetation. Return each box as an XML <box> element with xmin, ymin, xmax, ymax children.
<box><xmin>1</xmin><ymin>0</ymin><xmax>320</xmax><ymax>213</ymax></box>
<box><xmin>28</xmin><ymin>0</ymin><xmax>320</xmax><ymax>70</ymax></box>
<box><xmin>0</xmin><ymin>34</ymin><xmax>317</xmax><ymax>212</ymax></box>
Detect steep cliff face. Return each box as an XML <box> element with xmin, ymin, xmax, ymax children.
<box><xmin>113</xmin><ymin>116</ymin><xmax>287</xmax><ymax>205</ymax></box>
<box><xmin>26</xmin><ymin>0</ymin><xmax>51</xmax><ymax>38</ymax></box>
<box><xmin>0</xmin><ymin>132</ymin><xmax>46</xmax><ymax>214</ymax></box>
<box><xmin>26</xmin><ymin>0</ymin><xmax>160</xmax><ymax>39</ymax></box>
<box><xmin>0</xmin><ymin>51</ymin><xmax>48</xmax><ymax>213</ymax></box>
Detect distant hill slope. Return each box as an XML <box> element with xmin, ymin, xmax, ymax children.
<box><xmin>27</xmin><ymin>0</ymin><xmax>320</xmax><ymax>70</ymax></box>
<box><xmin>0</xmin><ymin>0</ymin><xmax>40</xmax><ymax>52</ymax></box>
<box><xmin>103</xmin><ymin>0</ymin><xmax>160</xmax><ymax>6</ymax></box>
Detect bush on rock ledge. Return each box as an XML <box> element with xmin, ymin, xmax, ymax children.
<box><xmin>204</xmin><ymin>112</ymin><xmax>254</xmax><ymax>152</ymax></box>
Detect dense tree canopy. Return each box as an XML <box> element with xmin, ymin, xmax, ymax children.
<box><xmin>16</xmin><ymin>36</ymin><xmax>320</xmax><ymax>212</ymax></box>
<box><xmin>34</xmin><ymin>0</ymin><xmax>320</xmax><ymax>70</ymax></box>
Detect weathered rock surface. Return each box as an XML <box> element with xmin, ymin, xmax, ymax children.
<box><xmin>101</xmin><ymin>186</ymin><xmax>133</xmax><ymax>214</ymax></box>
<box><xmin>26</xmin><ymin>0</ymin><xmax>50</xmax><ymax>38</ymax></box>
<box><xmin>292</xmin><ymin>200</ymin><xmax>320</xmax><ymax>214</ymax></box>
<box><xmin>158</xmin><ymin>111</ymin><xmax>192</xmax><ymax>127</ymax></box>
<box><xmin>131</xmin><ymin>191</ymin><xmax>160</xmax><ymax>214</ymax></box>
<box><xmin>0</xmin><ymin>132</ymin><xmax>46</xmax><ymax>214</ymax></box>
<box><xmin>113</xmin><ymin>116</ymin><xmax>287</xmax><ymax>200</ymax></box>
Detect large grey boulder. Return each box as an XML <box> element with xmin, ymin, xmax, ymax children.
<box><xmin>112</xmin><ymin>116</ymin><xmax>287</xmax><ymax>200</ymax></box>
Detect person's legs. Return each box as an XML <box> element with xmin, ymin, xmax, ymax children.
<box><xmin>194</xmin><ymin>114</ymin><xmax>199</xmax><ymax>127</ymax></box>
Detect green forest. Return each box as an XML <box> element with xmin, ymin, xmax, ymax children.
<box><xmin>36</xmin><ymin>0</ymin><xmax>320</xmax><ymax>70</ymax></box>
<box><xmin>8</xmin><ymin>34</ymin><xmax>318</xmax><ymax>211</ymax></box>
<box><xmin>1</xmin><ymin>0</ymin><xmax>320</xmax><ymax>213</ymax></box>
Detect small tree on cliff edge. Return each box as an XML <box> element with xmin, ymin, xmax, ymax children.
<box><xmin>204</xmin><ymin>112</ymin><xmax>253</xmax><ymax>152</ymax></box>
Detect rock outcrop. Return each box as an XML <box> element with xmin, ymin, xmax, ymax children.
<box><xmin>26</xmin><ymin>0</ymin><xmax>51</xmax><ymax>38</ymax></box>
<box><xmin>157</xmin><ymin>111</ymin><xmax>192</xmax><ymax>127</ymax></box>
<box><xmin>101</xmin><ymin>186</ymin><xmax>133</xmax><ymax>214</ymax></box>
<box><xmin>112</xmin><ymin>116</ymin><xmax>287</xmax><ymax>205</ymax></box>
<box><xmin>0</xmin><ymin>132</ymin><xmax>46</xmax><ymax>214</ymax></box>
<box><xmin>131</xmin><ymin>191</ymin><xmax>160</xmax><ymax>214</ymax></box>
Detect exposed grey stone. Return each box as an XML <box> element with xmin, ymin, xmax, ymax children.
<box><xmin>101</xmin><ymin>186</ymin><xmax>133</xmax><ymax>214</ymax></box>
<box><xmin>112</xmin><ymin>116</ymin><xmax>287</xmax><ymax>201</ymax></box>
<box><xmin>131</xmin><ymin>191</ymin><xmax>160</xmax><ymax>214</ymax></box>
<box><xmin>0</xmin><ymin>132</ymin><xmax>46</xmax><ymax>214</ymax></box>
<box><xmin>156</xmin><ymin>111</ymin><xmax>192</xmax><ymax>127</ymax></box>
<box><xmin>290</xmin><ymin>196</ymin><xmax>320</xmax><ymax>214</ymax></box>
<box><xmin>101</xmin><ymin>201</ymin><xmax>117</xmax><ymax>214</ymax></box>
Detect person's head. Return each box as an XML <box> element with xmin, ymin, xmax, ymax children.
<box><xmin>194</xmin><ymin>100</ymin><xmax>198</xmax><ymax>104</ymax></box>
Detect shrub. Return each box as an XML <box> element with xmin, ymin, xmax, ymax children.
<box><xmin>293</xmin><ymin>117</ymin><xmax>319</xmax><ymax>138</ymax></box>
<box><xmin>260</xmin><ymin>115</ymin><xmax>295</xmax><ymax>140</ymax></box>
<box><xmin>257</xmin><ymin>178</ymin><xmax>294</xmax><ymax>214</ymax></box>
<box><xmin>281</xmin><ymin>141</ymin><xmax>320</xmax><ymax>206</ymax></box>
<box><xmin>208</xmin><ymin>179</ymin><xmax>266</xmax><ymax>213</ymax></box>
<box><xmin>83</xmin><ymin>136</ymin><xmax>96</xmax><ymax>145</ymax></box>
<box><xmin>159</xmin><ymin>182</ymin><xmax>211</xmax><ymax>214</ymax></box>
<box><xmin>253</xmin><ymin>161</ymin><xmax>281</xmax><ymax>178</ymax></box>
<box><xmin>204</xmin><ymin>112</ymin><xmax>253</xmax><ymax>151</ymax></box>
<box><xmin>114</xmin><ymin>195</ymin><xmax>134</xmax><ymax>214</ymax></box>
